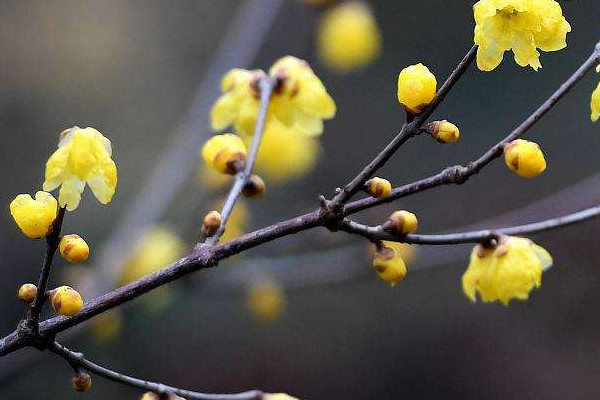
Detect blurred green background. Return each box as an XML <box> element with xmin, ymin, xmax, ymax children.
<box><xmin>1</xmin><ymin>0</ymin><xmax>600</xmax><ymax>399</ymax></box>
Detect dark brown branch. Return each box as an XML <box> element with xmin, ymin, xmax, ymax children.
<box><xmin>50</xmin><ymin>342</ymin><xmax>265</xmax><ymax>400</ymax></box>
<box><xmin>328</xmin><ymin>45</ymin><xmax>478</xmax><ymax>208</ymax></box>
<box><xmin>206</xmin><ymin>77</ymin><xmax>274</xmax><ymax>245</ymax></box>
<box><xmin>344</xmin><ymin>42</ymin><xmax>600</xmax><ymax>216</ymax></box>
<box><xmin>340</xmin><ymin>204</ymin><xmax>600</xmax><ymax>245</ymax></box>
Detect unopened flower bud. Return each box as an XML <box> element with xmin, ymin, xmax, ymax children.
<box><xmin>365</xmin><ymin>177</ymin><xmax>392</xmax><ymax>198</ymax></box>
<box><xmin>140</xmin><ymin>393</ymin><xmax>160</xmax><ymax>400</ymax></box>
<box><xmin>504</xmin><ymin>139</ymin><xmax>546</xmax><ymax>178</ymax></box>
<box><xmin>373</xmin><ymin>247</ymin><xmax>407</xmax><ymax>286</ymax></box>
<box><xmin>17</xmin><ymin>283</ymin><xmax>37</xmax><ymax>303</ymax></box>
<box><xmin>382</xmin><ymin>210</ymin><xmax>418</xmax><ymax>235</ymax></box>
<box><xmin>201</xmin><ymin>211</ymin><xmax>222</xmax><ymax>237</ymax></box>
<box><xmin>201</xmin><ymin>134</ymin><xmax>247</xmax><ymax>175</ymax></box>
<box><xmin>424</xmin><ymin>120</ymin><xmax>460</xmax><ymax>143</ymax></box>
<box><xmin>59</xmin><ymin>234</ymin><xmax>90</xmax><ymax>263</ymax></box>
<box><xmin>242</xmin><ymin>174</ymin><xmax>266</xmax><ymax>198</ymax></box>
<box><xmin>72</xmin><ymin>371</ymin><xmax>92</xmax><ymax>392</ymax></box>
<box><xmin>397</xmin><ymin>63</ymin><xmax>437</xmax><ymax>114</ymax></box>
<box><xmin>50</xmin><ymin>286</ymin><xmax>83</xmax><ymax>316</ymax></box>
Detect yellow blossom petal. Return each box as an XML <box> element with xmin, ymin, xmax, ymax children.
<box><xmin>591</xmin><ymin>81</ymin><xmax>600</xmax><ymax>123</ymax></box>
<box><xmin>10</xmin><ymin>191</ymin><xmax>58</xmax><ymax>239</ymax></box>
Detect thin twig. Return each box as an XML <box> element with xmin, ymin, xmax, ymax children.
<box><xmin>28</xmin><ymin>207</ymin><xmax>66</xmax><ymax>326</ymax></box>
<box><xmin>206</xmin><ymin>77</ymin><xmax>274</xmax><ymax>245</ymax></box>
<box><xmin>327</xmin><ymin>45</ymin><xmax>478</xmax><ymax>208</ymax></box>
<box><xmin>340</xmin><ymin>203</ymin><xmax>600</xmax><ymax>245</ymax></box>
<box><xmin>344</xmin><ymin>42</ymin><xmax>600</xmax><ymax>216</ymax></box>
<box><xmin>50</xmin><ymin>342</ymin><xmax>265</xmax><ymax>400</ymax></box>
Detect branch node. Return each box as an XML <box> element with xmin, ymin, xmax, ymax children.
<box><xmin>441</xmin><ymin>165</ymin><xmax>469</xmax><ymax>184</ymax></box>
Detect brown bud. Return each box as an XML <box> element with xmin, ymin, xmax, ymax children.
<box><xmin>17</xmin><ymin>283</ymin><xmax>37</xmax><ymax>303</ymax></box>
<box><xmin>72</xmin><ymin>371</ymin><xmax>92</xmax><ymax>392</ymax></box>
<box><xmin>365</xmin><ymin>177</ymin><xmax>392</xmax><ymax>198</ymax></box>
<box><xmin>242</xmin><ymin>175</ymin><xmax>266</xmax><ymax>198</ymax></box>
<box><xmin>201</xmin><ymin>211</ymin><xmax>222</xmax><ymax>237</ymax></box>
<box><xmin>382</xmin><ymin>210</ymin><xmax>418</xmax><ymax>235</ymax></box>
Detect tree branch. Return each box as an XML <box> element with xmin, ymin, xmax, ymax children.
<box><xmin>339</xmin><ymin>203</ymin><xmax>600</xmax><ymax>245</ymax></box>
<box><xmin>344</xmin><ymin>41</ymin><xmax>600</xmax><ymax>216</ymax></box>
<box><xmin>327</xmin><ymin>45</ymin><xmax>477</xmax><ymax>208</ymax></box>
<box><xmin>50</xmin><ymin>342</ymin><xmax>265</xmax><ymax>400</ymax></box>
<box><xmin>206</xmin><ymin>76</ymin><xmax>274</xmax><ymax>245</ymax></box>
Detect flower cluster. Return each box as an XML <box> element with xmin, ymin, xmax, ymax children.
<box><xmin>473</xmin><ymin>0</ymin><xmax>571</xmax><ymax>71</ymax></box>
<box><xmin>462</xmin><ymin>236</ymin><xmax>553</xmax><ymax>305</ymax></box>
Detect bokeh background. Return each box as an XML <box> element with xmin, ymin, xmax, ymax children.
<box><xmin>2</xmin><ymin>0</ymin><xmax>600</xmax><ymax>399</ymax></box>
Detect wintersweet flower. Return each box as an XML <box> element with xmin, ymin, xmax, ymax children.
<box><xmin>473</xmin><ymin>0</ymin><xmax>571</xmax><ymax>71</ymax></box>
<box><xmin>10</xmin><ymin>191</ymin><xmax>58</xmax><ymax>239</ymax></box>
<box><xmin>202</xmin><ymin>133</ymin><xmax>247</xmax><ymax>174</ymax></box>
<box><xmin>317</xmin><ymin>1</ymin><xmax>382</xmax><ymax>72</ymax></box>
<box><xmin>591</xmin><ymin>66</ymin><xmax>600</xmax><ymax>122</ymax></box>
<box><xmin>372</xmin><ymin>246</ymin><xmax>408</xmax><ymax>286</ymax></box>
<box><xmin>43</xmin><ymin>127</ymin><xmax>117</xmax><ymax>211</ymax></box>
<box><xmin>504</xmin><ymin>139</ymin><xmax>546</xmax><ymax>178</ymax></box>
<box><xmin>397</xmin><ymin>64</ymin><xmax>437</xmax><ymax>114</ymax></box>
<box><xmin>462</xmin><ymin>236</ymin><xmax>553</xmax><ymax>305</ymax></box>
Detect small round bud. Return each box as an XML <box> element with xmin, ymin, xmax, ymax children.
<box><xmin>201</xmin><ymin>211</ymin><xmax>222</xmax><ymax>238</ymax></box>
<box><xmin>424</xmin><ymin>120</ymin><xmax>460</xmax><ymax>143</ymax></box>
<box><xmin>201</xmin><ymin>134</ymin><xmax>247</xmax><ymax>175</ymax></box>
<box><xmin>50</xmin><ymin>286</ymin><xmax>84</xmax><ymax>317</ymax></box>
<box><xmin>382</xmin><ymin>210</ymin><xmax>418</xmax><ymax>235</ymax></box>
<box><xmin>17</xmin><ymin>283</ymin><xmax>37</xmax><ymax>303</ymax></box>
<box><xmin>504</xmin><ymin>139</ymin><xmax>546</xmax><ymax>178</ymax></box>
<box><xmin>242</xmin><ymin>174</ymin><xmax>266</xmax><ymax>198</ymax></box>
<box><xmin>373</xmin><ymin>247</ymin><xmax>407</xmax><ymax>286</ymax></box>
<box><xmin>365</xmin><ymin>177</ymin><xmax>392</xmax><ymax>198</ymax></box>
<box><xmin>140</xmin><ymin>393</ymin><xmax>160</xmax><ymax>400</ymax></box>
<box><xmin>397</xmin><ymin>63</ymin><xmax>437</xmax><ymax>114</ymax></box>
<box><xmin>72</xmin><ymin>371</ymin><xmax>92</xmax><ymax>392</ymax></box>
<box><xmin>59</xmin><ymin>234</ymin><xmax>90</xmax><ymax>263</ymax></box>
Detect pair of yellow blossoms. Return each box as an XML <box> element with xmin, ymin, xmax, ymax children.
<box><xmin>10</xmin><ymin>127</ymin><xmax>117</xmax><ymax>238</ymax></box>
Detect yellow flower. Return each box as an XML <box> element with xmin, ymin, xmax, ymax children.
<box><xmin>59</xmin><ymin>234</ymin><xmax>90</xmax><ymax>263</ymax></box>
<box><xmin>140</xmin><ymin>393</ymin><xmax>159</xmax><ymax>400</ymax></box>
<box><xmin>372</xmin><ymin>246</ymin><xmax>407</xmax><ymax>286</ymax></box>
<box><xmin>247</xmin><ymin>280</ymin><xmax>286</xmax><ymax>322</ymax></box>
<box><xmin>10</xmin><ymin>191</ymin><xmax>58</xmax><ymax>239</ymax></box>
<box><xmin>365</xmin><ymin>177</ymin><xmax>392</xmax><ymax>199</ymax></box>
<box><xmin>427</xmin><ymin>120</ymin><xmax>460</xmax><ymax>144</ymax></box>
<box><xmin>120</xmin><ymin>227</ymin><xmax>185</xmax><ymax>285</ymax></box>
<box><xmin>504</xmin><ymin>139</ymin><xmax>546</xmax><ymax>178</ymax></box>
<box><xmin>50</xmin><ymin>286</ymin><xmax>84</xmax><ymax>316</ymax></box>
<box><xmin>202</xmin><ymin>134</ymin><xmax>247</xmax><ymax>175</ymax></box>
<box><xmin>17</xmin><ymin>283</ymin><xmax>37</xmax><ymax>303</ymax></box>
<box><xmin>269</xmin><ymin>56</ymin><xmax>336</xmax><ymax>137</ymax></box>
<box><xmin>473</xmin><ymin>0</ymin><xmax>571</xmax><ymax>71</ymax></box>
<box><xmin>383</xmin><ymin>210</ymin><xmax>419</xmax><ymax>235</ymax></box>
<box><xmin>462</xmin><ymin>236</ymin><xmax>553</xmax><ymax>305</ymax></box>
<box><xmin>397</xmin><ymin>64</ymin><xmax>437</xmax><ymax>114</ymax></box>
<box><xmin>317</xmin><ymin>1</ymin><xmax>382</xmax><ymax>72</ymax></box>
<box><xmin>43</xmin><ymin>127</ymin><xmax>117</xmax><ymax>211</ymax></box>
<box><xmin>591</xmin><ymin>66</ymin><xmax>600</xmax><ymax>122</ymax></box>
<box><xmin>251</xmin><ymin>119</ymin><xmax>320</xmax><ymax>183</ymax></box>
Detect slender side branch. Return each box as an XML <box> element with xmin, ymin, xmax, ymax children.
<box><xmin>50</xmin><ymin>342</ymin><xmax>265</xmax><ymax>400</ymax></box>
<box><xmin>28</xmin><ymin>207</ymin><xmax>66</xmax><ymax>325</ymax></box>
<box><xmin>345</xmin><ymin>41</ymin><xmax>600</xmax><ymax>216</ymax></box>
<box><xmin>206</xmin><ymin>77</ymin><xmax>274</xmax><ymax>245</ymax></box>
<box><xmin>328</xmin><ymin>45</ymin><xmax>477</xmax><ymax>207</ymax></box>
<box><xmin>340</xmin><ymin>204</ymin><xmax>600</xmax><ymax>245</ymax></box>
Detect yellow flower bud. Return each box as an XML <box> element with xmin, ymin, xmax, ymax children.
<box><xmin>397</xmin><ymin>63</ymin><xmax>437</xmax><ymax>114</ymax></box>
<box><xmin>247</xmin><ymin>280</ymin><xmax>285</xmax><ymax>322</ymax></box>
<box><xmin>17</xmin><ymin>283</ymin><xmax>37</xmax><ymax>303</ymax></box>
<box><xmin>424</xmin><ymin>120</ymin><xmax>460</xmax><ymax>143</ymax></box>
<box><xmin>504</xmin><ymin>139</ymin><xmax>546</xmax><ymax>178</ymax></box>
<box><xmin>317</xmin><ymin>1</ymin><xmax>382</xmax><ymax>72</ymax></box>
<box><xmin>59</xmin><ymin>234</ymin><xmax>90</xmax><ymax>263</ymax></box>
<box><xmin>591</xmin><ymin>80</ymin><xmax>600</xmax><ymax>122</ymax></box>
<box><xmin>72</xmin><ymin>371</ymin><xmax>92</xmax><ymax>392</ymax></box>
<box><xmin>373</xmin><ymin>247</ymin><xmax>407</xmax><ymax>286</ymax></box>
<box><xmin>462</xmin><ymin>236</ymin><xmax>553</xmax><ymax>305</ymax></box>
<box><xmin>382</xmin><ymin>210</ymin><xmax>418</xmax><ymax>235</ymax></box>
<box><xmin>201</xmin><ymin>211</ymin><xmax>222</xmax><ymax>238</ymax></box>
<box><xmin>265</xmin><ymin>394</ymin><xmax>300</xmax><ymax>400</ymax></box>
<box><xmin>242</xmin><ymin>174</ymin><xmax>266</xmax><ymax>198</ymax></box>
<box><xmin>50</xmin><ymin>286</ymin><xmax>84</xmax><ymax>316</ymax></box>
<box><xmin>201</xmin><ymin>134</ymin><xmax>247</xmax><ymax>175</ymax></box>
<box><xmin>365</xmin><ymin>177</ymin><xmax>392</xmax><ymax>198</ymax></box>
<box><xmin>10</xmin><ymin>191</ymin><xmax>58</xmax><ymax>239</ymax></box>
<box><xmin>140</xmin><ymin>393</ymin><xmax>159</xmax><ymax>400</ymax></box>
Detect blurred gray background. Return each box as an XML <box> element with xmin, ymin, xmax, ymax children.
<box><xmin>1</xmin><ymin>0</ymin><xmax>600</xmax><ymax>399</ymax></box>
